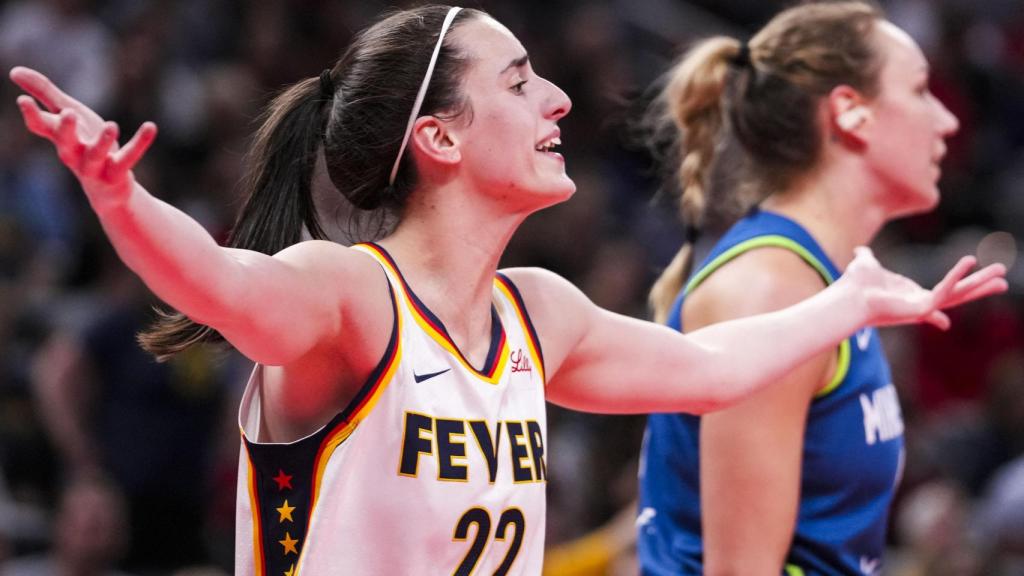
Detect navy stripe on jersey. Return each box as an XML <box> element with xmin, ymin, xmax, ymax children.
<box><xmin>364</xmin><ymin>242</ymin><xmax>507</xmax><ymax>378</ymax></box>
<box><xmin>495</xmin><ymin>272</ymin><xmax>546</xmax><ymax>379</ymax></box>
<box><xmin>243</xmin><ymin>280</ymin><xmax>399</xmax><ymax>575</ymax></box>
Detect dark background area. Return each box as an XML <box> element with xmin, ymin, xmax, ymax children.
<box><xmin>0</xmin><ymin>0</ymin><xmax>1021</xmax><ymax>574</ymax></box>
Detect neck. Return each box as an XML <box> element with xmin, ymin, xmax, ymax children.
<box><xmin>378</xmin><ymin>180</ymin><xmax>526</xmax><ymax>359</ymax></box>
<box><xmin>760</xmin><ymin>158</ymin><xmax>889</xmax><ymax>270</ymax></box>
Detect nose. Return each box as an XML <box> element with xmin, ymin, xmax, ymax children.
<box><xmin>541</xmin><ymin>76</ymin><xmax>572</xmax><ymax>121</ymax></box>
<box><xmin>936</xmin><ymin>98</ymin><xmax>959</xmax><ymax>138</ymax></box>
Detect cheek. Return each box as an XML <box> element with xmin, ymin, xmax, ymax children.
<box><xmin>870</xmin><ymin>109</ymin><xmax>931</xmax><ymax>169</ymax></box>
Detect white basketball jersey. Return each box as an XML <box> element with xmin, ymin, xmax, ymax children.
<box><xmin>235</xmin><ymin>243</ymin><xmax>548</xmax><ymax>575</ymax></box>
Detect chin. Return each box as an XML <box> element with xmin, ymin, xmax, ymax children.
<box><xmin>557</xmin><ymin>177</ymin><xmax>577</xmax><ymax>199</ymax></box>
<box><xmin>539</xmin><ymin>176</ymin><xmax>578</xmax><ymax>204</ymax></box>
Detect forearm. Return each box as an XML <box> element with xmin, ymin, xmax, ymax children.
<box><xmin>685</xmin><ymin>279</ymin><xmax>864</xmax><ymax>411</ymax></box>
<box><xmin>93</xmin><ymin>180</ymin><xmax>244</xmax><ymax>326</ymax></box>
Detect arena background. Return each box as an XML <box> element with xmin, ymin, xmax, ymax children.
<box><xmin>0</xmin><ymin>0</ymin><xmax>1022</xmax><ymax>574</ymax></box>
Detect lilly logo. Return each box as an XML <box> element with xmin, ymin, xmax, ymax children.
<box><xmin>510</xmin><ymin>349</ymin><xmax>533</xmax><ymax>374</ymax></box>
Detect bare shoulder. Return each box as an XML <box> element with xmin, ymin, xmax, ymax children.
<box><xmin>273</xmin><ymin>240</ymin><xmax>380</xmax><ymax>273</ymax></box>
<box><xmin>248</xmin><ymin>240</ymin><xmax>393</xmax><ymax>358</ymax></box>
<box><xmin>268</xmin><ymin>240</ymin><xmax>389</xmax><ymax>298</ymax></box>
<box><xmin>499</xmin><ymin>267</ymin><xmax>596</xmax><ymax>372</ymax></box>
<box><xmin>687</xmin><ymin>246</ymin><xmax>830</xmax><ymax>324</ymax></box>
<box><xmin>500</xmin><ymin>266</ymin><xmax>592</xmax><ymax>317</ymax></box>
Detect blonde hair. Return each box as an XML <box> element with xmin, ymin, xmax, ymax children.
<box><xmin>648</xmin><ymin>1</ymin><xmax>884</xmax><ymax>323</ymax></box>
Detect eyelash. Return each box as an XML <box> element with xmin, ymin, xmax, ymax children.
<box><xmin>511</xmin><ymin>80</ymin><xmax>527</xmax><ymax>95</ymax></box>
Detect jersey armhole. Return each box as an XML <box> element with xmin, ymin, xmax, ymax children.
<box><xmin>683</xmin><ymin>235</ymin><xmax>850</xmax><ymax>398</ymax></box>
<box><xmin>495</xmin><ymin>272</ymin><xmax>547</xmax><ymax>385</ymax></box>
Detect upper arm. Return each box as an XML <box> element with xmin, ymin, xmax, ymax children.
<box><xmin>205</xmin><ymin>241</ymin><xmax>391</xmax><ymax>368</ymax></box>
<box><xmin>502</xmin><ymin>267</ymin><xmax>737</xmax><ymax>414</ymax></box>
<box><xmin>687</xmin><ymin>248</ymin><xmax>833</xmax><ymax>574</ymax></box>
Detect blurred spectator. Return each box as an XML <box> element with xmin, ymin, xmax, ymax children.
<box><xmin>0</xmin><ymin>0</ymin><xmax>1019</xmax><ymax>571</ymax></box>
<box><xmin>975</xmin><ymin>456</ymin><xmax>1024</xmax><ymax>569</ymax></box>
<box><xmin>0</xmin><ymin>0</ymin><xmax>114</xmax><ymax>113</ymax></box>
<box><xmin>889</xmin><ymin>479</ymin><xmax>981</xmax><ymax>576</ymax></box>
<box><xmin>0</xmin><ymin>476</ymin><xmax>133</xmax><ymax>576</ymax></box>
<box><xmin>30</xmin><ymin>258</ymin><xmax>237</xmax><ymax>573</ymax></box>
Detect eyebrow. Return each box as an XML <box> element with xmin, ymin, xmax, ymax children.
<box><xmin>500</xmin><ymin>54</ymin><xmax>529</xmax><ymax>75</ymax></box>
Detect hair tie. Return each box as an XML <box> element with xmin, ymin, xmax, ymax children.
<box><xmin>319</xmin><ymin>69</ymin><xmax>335</xmax><ymax>100</ymax></box>
<box><xmin>732</xmin><ymin>43</ymin><xmax>752</xmax><ymax>68</ymax></box>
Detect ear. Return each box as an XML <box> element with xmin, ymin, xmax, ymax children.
<box><xmin>827</xmin><ymin>85</ymin><xmax>873</xmax><ymax>144</ymax></box>
<box><xmin>409</xmin><ymin>115</ymin><xmax>461</xmax><ymax>168</ymax></box>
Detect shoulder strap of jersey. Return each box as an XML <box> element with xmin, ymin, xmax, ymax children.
<box><xmin>351</xmin><ymin>242</ymin><xmax>414</xmax><ymax>314</ymax></box>
<box><xmin>684</xmin><ymin>218</ymin><xmax>851</xmax><ymax>398</ymax></box>
<box><xmin>495</xmin><ymin>272</ymin><xmax>547</xmax><ymax>384</ymax></box>
<box><xmin>354</xmin><ymin>243</ymin><xmax>514</xmax><ymax>385</ymax></box>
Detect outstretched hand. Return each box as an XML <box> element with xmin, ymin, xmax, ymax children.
<box><xmin>844</xmin><ymin>246</ymin><xmax>1008</xmax><ymax>330</ymax></box>
<box><xmin>9</xmin><ymin>66</ymin><xmax>157</xmax><ymax>211</ymax></box>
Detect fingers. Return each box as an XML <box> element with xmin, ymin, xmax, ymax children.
<box><xmin>16</xmin><ymin>94</ymin><xmax>56</xmax><ymax>139</ymax></box>
<box><xmin>950</xmin><ymin>263</ymin><xmax>1006</xmax><ymax>297</ymax></box>
<box><xmin>10</xmin><ymin>66</ymin><xmax>71</xmax><ymax>113</ymax></box>
<box><xmin>83</xmin><ymin>122</ymin><xmax>120</xmax><ymax>176</ymax></box>
<box><xmin>931</xmin><ymin>255</ymin><xmax>976</xmax><ymax>303</ymax></box>
<box><xmin>933</xmin><ymin>262</ymin><xmax>1008</xmax><ymax>310</ymax></box>
<box><xmin>943</xmin><ymin>277</ymin><xmax>1009</xmax><ymax>310</ymax></box>
<box><xmin>55</xmin><ymin>110</ymin><xmax>85</xmax><ymax>168</ymax></box>
<box><xmin>110</xmin><ymin>122</ymin><xmax>157</xmax><ymax>174</ymax></box>
<box><xmin>924</xmin><ymin>309</ymin><xmax>950</xmax><ymax>331</ymax></box>
<box><xmin>12</xmin><ymin>66</ymin><xmax>158</xmax><ymax>181</ymax></box>
<box><xmin>11</xmin><ymin>66</ymin><xmax>105</xmax><ymax>131</ymax></box>
<box><xmin>852</xmin><ymin>246</ymin><xmax>878</xmax><ymax>266</ymax></box>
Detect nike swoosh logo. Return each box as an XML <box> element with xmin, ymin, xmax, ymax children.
<box><xmin>856</xmin><ymin>328</ymin><xmax>872</xmax><ymax>351</ymax></box>
<box><xmin>413</xmin><ymin>368</ymin><xmax>451</xmax><ymax>383</ymax></box>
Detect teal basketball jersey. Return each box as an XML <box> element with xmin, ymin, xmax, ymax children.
<box><xmin>638</xmin><ymin>209</ymin><xmax>905</xmax><ymax>576</ymax></box>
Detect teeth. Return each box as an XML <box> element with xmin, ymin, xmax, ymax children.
<box><xmin>535</xmin><ymin>137</ymin><xmax>561</xmax><ymax>152</ymax></box>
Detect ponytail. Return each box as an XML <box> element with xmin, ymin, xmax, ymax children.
<box><xmin>648</xmin><ymin>38</ymin><xmax>743</xmax><ymax>323</ymax></box>
<box><xmin>138</xmin><ymin>75</ymin><xmax>332</xmax><ymax>360</ymax></box>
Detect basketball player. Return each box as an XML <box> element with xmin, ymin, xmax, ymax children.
<box><xmin>10</xmin><ymin>5</ymin><xmax>1005</xmax><ymax>574</ymax></box>
<box><xmin>637</xmin><ymin>2</ymin><xmax>985</xmax><ymax>575</ymax></box>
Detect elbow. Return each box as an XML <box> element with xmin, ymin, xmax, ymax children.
<box><xmin>688</xmin><ymin>368</ymin><xmax>745</xmax><ymax>414</ymax></box>
<box><xmin>691</xmin><ymin>367</ymin><xmax>753</xmax><ymax>415</ymax></box>
<box><xmin>690</xmin><ymin>395</ymin><xmax>729</xmax><ymax>416</ymax></box>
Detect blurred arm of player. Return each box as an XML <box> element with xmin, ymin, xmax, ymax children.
<box><xmin>505</xmin><ymin>247</ymin><xmax>1005</xmax><ymax>415</ymax></box>
<box><xmin>31</xmin><ymin>333</ymin><xmax>104</xmax><ymax>479</ymax></box>
<box><xmin>8</xmin><ymin>67</ymin><xmax>391</xmax><ymax>369</ymax></box>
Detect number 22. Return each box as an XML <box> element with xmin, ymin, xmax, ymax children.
<box><xmin>452</xmin><ymin>507</ymin><xmax>525</xmax><ymax>576</ymax></box>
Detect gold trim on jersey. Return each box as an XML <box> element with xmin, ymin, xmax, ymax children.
<box><xmin>354</xmin><ymin>243</ymin><xmax>514</xmax><ymax>385</ymax></box>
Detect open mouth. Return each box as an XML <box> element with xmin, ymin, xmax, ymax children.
<box><xmin>535</xmin><ymin>136</ymin><xmax>562</xmax><ymax>153</ymax></box>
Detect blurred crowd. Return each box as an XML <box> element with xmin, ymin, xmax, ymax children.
<box><xmin>0</xmin><ymin>0</ymin><xmax>1021</xmax><ymax>574</ymax></box>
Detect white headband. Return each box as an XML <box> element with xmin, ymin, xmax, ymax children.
<box><xmin>388</xmin><ymin>6</ymin><xmax>463</xmax><ymax>186</ymax></box>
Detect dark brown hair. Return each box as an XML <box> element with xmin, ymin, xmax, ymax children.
<box><xmin>139</xmin><ymin>6</ymin><xmax>484</xmax><ymax>359</ymax></box>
